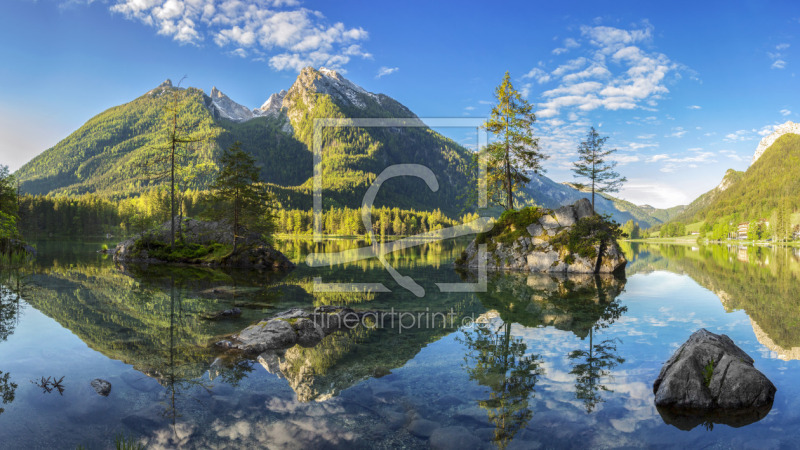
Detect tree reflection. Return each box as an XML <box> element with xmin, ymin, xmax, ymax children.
<box><xmin>567</xmin><ymin>277</ymin><xmax>626</xmax><ymax>413</ymax></box>
<box><xmin>460</xmin><ymin>320</ymin><xmax>543</xmax><ymax>449</ymax></box>
<box><xmin>0</xmin><ymin>268</ymin><xmax>27</xmax><ymax>342</ymax></box>
<box><xmin>160</xmin><ymin>276</ymin><xmax>212</xmax><ymax>425</ymax></box>
<box><xmin>0</xmin><ymin>370</ymin><xmax>16</xmax><ymax>416</ymax></box>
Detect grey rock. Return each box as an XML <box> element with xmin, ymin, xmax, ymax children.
<box><xmin>232</xmin><ymin>318</ymin><xmax>298</xmax><ymax>354</ymax></box>
<box><xmin>429</xmin><ymin>426</ymin><xmax>482</xmax><ymax>450</ymax></box>
<box><xmin>526</xmin><ymin>223</ymin><xmax>543</xmax><ymax>237</ymax></box>
<box><xmin>292</xmin><ymin>318</ymin><xmax>325</xmax><ymax>347</ymax></box>
<box><xmin>257</xmin><ymin>352</ymin><xmax>285</xmax><ymax>378</ymax></box>
<box><xmin>538</xmin><ymin>215</ymin><xmax>560</xmax><ymax>231</ymax></box>
<box><xmin>274</xmin><ymin>308</ymin><xmax>310</xmax><ymax>320</ymax></box>
<box><xmin>574</xmin><ymin>198</ymin><xmax>594</xmax><ymax>219</ymax></box>
<box><xmin>407</xmin><ymin>418</ymin><xmax>440</xmax><ymax>438</ymax></box>
<box><xmin>90</xmin><ymin>378</ymin><xmax>112</xmax><ymax>396</ymax></box>
<box><xmin>554</xmin><ymin>205</ymin><xmax>577</xmax><ymax>227</ymax></box>
<box><xmin>653</xmin><ymin>328</ymin><xmax>776</xmax><ymax>430</ymax></box>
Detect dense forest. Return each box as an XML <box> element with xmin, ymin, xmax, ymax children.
<box><xmin>17</xmin><ymin>190</ymin><xmax>475</xmax><ymax>238</ymax></box>
<box><xmin>665</xmin><ymin>134</ymin><xmax>800</xmax><ymax>235</ymax></box>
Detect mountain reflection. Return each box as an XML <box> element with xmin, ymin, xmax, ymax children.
<box><xmin>626</xmin><ymin>243</ymin><xmax>800</xmax><ymax>360</ymax></box>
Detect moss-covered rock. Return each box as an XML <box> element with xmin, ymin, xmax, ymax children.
<box><xmin>113</xmin><ymin>218</ymin><xmax>294</xmax><ymax>270</ymax></box>
<box><xmin>456</xmin><ymin>198</ymin><xmax>626</xmax><ymax>274</ymax></box>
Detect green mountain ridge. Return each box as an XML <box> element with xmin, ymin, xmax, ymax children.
<box><xmin>668</xmin><ymin>133</ymin><xmax>800</xmax><ymax>225</ymax></box>
<box><xmin>15</xmin><ymin>67</ymin><xmax>474</xmax><ymax>216</ymax></box>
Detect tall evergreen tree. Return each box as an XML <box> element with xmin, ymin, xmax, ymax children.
<box><xmin>211</xmin><ymin>142</ymin><xmax>274</xmax><ymax>253</ymax></box>
<box><xmin>572</xmin><ymin>127</ymin><xmax>627</xmax><ymax>214</ymax></box>
<box><xmin>142</xmin><ymin>78</ymin><xmax>207</xmax><ymax>248</ymax></box>
<box><xmin>481</xmin><ymin>72</ymin><xmax>547</xmax><ymax>211</ymax></box>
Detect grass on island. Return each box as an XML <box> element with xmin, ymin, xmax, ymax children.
<box><xmin>134</xmin><ymin>239</ymin><xmax>233</xmax><ymax>263</ymax></box>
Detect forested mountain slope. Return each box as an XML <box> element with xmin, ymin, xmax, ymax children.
<box><xmin>15</xmin><ymin>68</ymin><xmax>474</xmax><ymax>216</ymax></box>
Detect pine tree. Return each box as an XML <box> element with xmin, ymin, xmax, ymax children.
<box><xmin>572</xmin><ymin>127</ymin><xmax>627</xmax><ymax>214</ymax></box>
<box><xmin>481</xmin><ymin>72</ymin><xmax>547</xmax><ymax>211</ymax></box>
<box><xmin>211</xmin><ymin>142</ymin><xmax>274</xmax><ymax>253</ymax></box>
<box><xmin>141</xmin><ymin>78</ymin><xmax>207</xmax><ymax>248</ymax></box>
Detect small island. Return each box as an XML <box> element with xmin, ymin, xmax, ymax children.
<box><xmin>113</xmin><ymin>217</ymin><xmax>294</xmax><ymax>270</ymax></box>
<box><xmin>456</xmin><ymin>198</ymin><xmax>627</xmax><ymax>274</ymax></box>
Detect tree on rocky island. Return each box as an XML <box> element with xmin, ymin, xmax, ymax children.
<box><xmin>481</xmin><ymin>72</ymin><xmax>547</xmax><ymax>211</ymax></box>
<box><xmin>211</xmin><ymin>142</ymin><xmax>275</xmax><ymax>253</ymax></box>
<box><xmin>572</xmin><ymin>127</ymin><xmax>627</xmax><ymax>214</ymax></box>
<box><xmin>140</xmin><ymin>78</ymin><xmax>209</xmax><ymax>249</ymax></box>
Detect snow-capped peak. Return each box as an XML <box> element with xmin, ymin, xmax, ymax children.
<box><xmin>254</xmin><ymin>89</ymin><xmax>287</xmax><ymax>118</ymax></box>
<box><xmin>208</xmin><ymin>86</ymin><xmax>254</xmax><ymax>123</ymax></box>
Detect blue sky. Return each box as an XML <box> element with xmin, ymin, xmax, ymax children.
<box><xmin>0</xmin><ymin>0</ymin><xmax>798</xmax><ymax>208</ymax></box>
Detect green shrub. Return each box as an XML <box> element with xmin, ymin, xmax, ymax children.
<box><xmin>475</xmin><ymin>206</ymin><xmax>544</xmax><ymax>247</ymax></box>
<box><xmin>549</xmin><ymin>214</ymin><xmax>623</xmax><ymax>262</ymax></box>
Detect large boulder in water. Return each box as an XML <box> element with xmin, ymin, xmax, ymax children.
<box><xmin>456</xmin><ymin>198</ymin><xmax>626</xmax><ymax>274</ymax></box>
<box><xmin>653</xmin><ymin>328</ymin><xmax>776</xmax><ymax>430</ymax></box>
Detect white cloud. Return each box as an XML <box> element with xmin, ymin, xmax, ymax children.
<box><xmin>768</xmin><ymin>44</ymin><xmax>789</xmax><ymax>69</ymax></box>
<box><xmin>109</xmin><ymin>0</ymin><xmax>370</xmax><ymax>72</ymax></box>
<box><xmin>519</xmin><ymin>82</ymin><xmax>532</xmax><ymax>98</ymax></box>
<box><xmin>375</xmin><ymin>66</ymin><xmax>398</xmax><ymax>78</ymax></box>
<box><xmin>534</xmin><ymin>23</ymin><xmax>680</xmax><ymax>119</ymax></box>
<box><xmin>615</xmin><ymin>154</ymin><xmax>640</xmax><ymax>164</ymax></box>
<box><xmin>618</xmin><ymin>180</ymin><xmax>691</xmax><ymax>208</ymax></box>
<box><xmin>719</xmin><ymin>149</ymin><xmax>743</xmax><ymax>161</ymax></box>
<box><xmin>724</xmin><ymin>129</ymin><xmax>753</xmax><ymax>142</ymax></box>
<box><xmin>522</xmin><ymin>67</ymin><xmax>551</xmax><ymax>84</ymax></box>
<box><xmin>687</xmin><ymin>105</ymin><xmax>701</xmax><ymax>110</ymax></box>
<box><xmin>667</xmin><ymin>126</ymin><xmax>686</xmax><ymax>138</ymax></box>
<box><xmin>781</xmin><ymin>109</ymin><xmax>792</xmax><ymax>116</ymax></box>
<box><xmin>648</xmin><ymin>154</ymin><xmax>669</xmax><ymax>162</ymax></box>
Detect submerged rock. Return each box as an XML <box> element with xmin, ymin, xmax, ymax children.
<box><xmin>200</xmin><ymin>307</ymin><xmax>242</xmax><ymax>321</ymax></box>
<box><xmin>456</xmin><ymin>198</ymin><xmax>626</xmax><ymax>274</ymax></box>
<box><xmin>653</xmin><ymin>328</ymin><xmax>776</xmax><ymax>430</ymax></box>
<box><xmin>90</xmin><ymin>378</ymin><xmax>112</xmax><ymax>397</ymax></box>
<box><xmin>224</xmin><ymin>307</ymin><xmax>386</xmax><ymax>354</ymax></box>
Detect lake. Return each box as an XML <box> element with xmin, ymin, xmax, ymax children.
<box><xmin>1</xmin><ymin>239</ymin><xmax>799</xmax><ymax>449</ymax></box>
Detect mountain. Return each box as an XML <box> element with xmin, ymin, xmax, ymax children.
<box><xmin>668</xmin><ymin>122</ymin><xmax>800</xmax><ymax>225</ymax></box>
<box><xmin>15</xmin><ymin>67</ymin><xmax>473</xmax><ymax>216</ymax></box>
<box><xmin>15</xmin><ymin>66</ymin><xmax>674</xmax><ymax>225</ymax></box>
<box><xmin>519</xmin><ymin>174</ymin><xmax>671</xmax><ymax>228</ymax></box>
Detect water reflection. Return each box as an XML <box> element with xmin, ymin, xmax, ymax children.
<box><xmin>0</xmin><ymin>268</ymin><xmax>25</xmax><ymax>416</ymax></box>
<box><xmin>463</xmin><ymin>272</ymin><xmax>627</xmax><ymax>447</ymax></box>
<box><xmin>461</xmin><ymin>319</ymin><xmax>543</xmax><ymax>449</ymax></box>
<box><xmin>0</xmin><ymin>370</ymin><xmax>15</xmax><ymax>416</ymax></box>
<box><xmin>627</xmin><ymin>243</ymin><xmax>800</xmax><ymax>360</ymax></box>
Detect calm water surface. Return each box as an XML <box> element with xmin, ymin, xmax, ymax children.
<box><xmin>1</xmin><ymin>239</ymin><xmax>800</xmax><ymax>449</ymax></box>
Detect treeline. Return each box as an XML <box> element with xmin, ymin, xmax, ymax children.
<box><xmin>621</xmin><ymin>220</ymin><xmax>642</xmax><ymax>239</ymax></box>
<box><xmin>0</xmin><ymin>166</ymin><xmax>21</xmax><ymax>254</ymax></box>
<box><xmin>18</xmin><ymin>190</ymin><xmax>474</xmax><ymax>238</ymax></box>
<box><xmin>276</xmin><ymin>207</ymin><xmax>477</xmax><ymax>236</ymax></box>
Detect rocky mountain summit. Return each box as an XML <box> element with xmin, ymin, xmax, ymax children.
<box><xmin>456</xmin><ymin>198</ymin><xmax>627</xmax><ymax>274</ymax></box>
<box><xmin>753</xmin><ymin>120</ymin><xmax>800</xmax><ymax>164</ymax></box>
